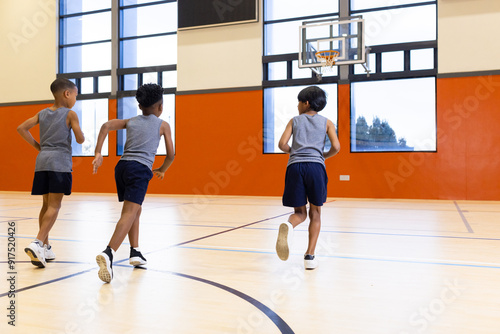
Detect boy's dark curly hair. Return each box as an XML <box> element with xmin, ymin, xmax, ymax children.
<box><xmin>136</xmin><ymin>83</ymin><xmax>164</xmax><ymax>108</ymax></box>
<box><xmin>297</xmin><ymin>86</ymin><xmax>327</xmax><ymax>112</ymax></box>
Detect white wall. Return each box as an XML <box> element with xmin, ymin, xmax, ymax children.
<box><xmin>177</xmin><ymin>21</ymin><xmax>262</xmax><ymax>92</ymax></box>
<box><xmin>0</xmin><ymin>0</ymin><xmax>57</xmax><ymax>103</ymax></box>
<box><xmin>438</xmin><ymin>0</ymin><xmax>500</xmax><ymax>74</ymax></box>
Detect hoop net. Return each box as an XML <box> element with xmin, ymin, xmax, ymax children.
<box><xmin>315</xmin><ymin>50</ymin><xmax>340</xmax><ymax>73</ymax></box>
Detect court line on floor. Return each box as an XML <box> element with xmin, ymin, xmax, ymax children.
<box><xmin>0</xmin><ymin>212</ymin><xmax>292</xmax><ymax>293</ymax></box>
<box><xmin>122</xmin><ymin>212</ymin><xmax>292</xmax><ymax>262</ymax></box>
<box><xmin>453</xmin><ymin>201</ymin><xmax>474</xmax><ymax>233</ymax></box>
<box><xmin>145</xmin><ymin>267</ymin><xmax>294</xmax><ymax>334</ymax></box>
<box><xmin>177</xmin><ymin>245</ymin><xmax>500</xmax><ymax>270</ymax></box>
<box><xmin>0</xmin><ymin>262</ymin><xmax>295</xmax><ymax>333</ymax></box>
<box><xmin>237</xmin><ymin>228</ymin><xmax>500</xmax><ymax>241</ymax></box>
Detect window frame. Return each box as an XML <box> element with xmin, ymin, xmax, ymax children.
<box><xmin>262</xmin><ymin>0</ymin><xmax>438</xmax><ymax>154</ymax></box>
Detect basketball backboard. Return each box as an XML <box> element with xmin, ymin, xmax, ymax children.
<box><xmin>299</xmin><ymin>16</ymin><xmax>370</xmax><ymax>75</ymax></box>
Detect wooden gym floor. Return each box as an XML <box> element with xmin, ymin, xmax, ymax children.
<box><xmin>0</xmin><ymin>191</ymin><xmax>499</xmax><ymax>333</ymax></box>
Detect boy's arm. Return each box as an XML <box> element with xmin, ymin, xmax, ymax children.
<box><xmin>153</xmin><ymin>121</ymin><xmax>175</xmax><ymax>180</ymax></box>
<box><xmin>324</xmin><ymin>119</ymin><xmax>341</xmax><ymax>159</ymax></box>
<box><xmin>67</xmin><ymin>110</ymin><xmax>85</xmax><ymax>144</ymax></box>
<box><xmin>92</xmin><ymin>119</ymin><xmax>128</xmax><ymax>174</ymax></box>
<box><xmin>17</xmin><ymin>114</ymin><xmax>41</xmax><ymax>151</ymax></box>
<box><xmin>278</xmin><ymin>119</ymin><xmax>293</xmax><ymax>153</ymax></box>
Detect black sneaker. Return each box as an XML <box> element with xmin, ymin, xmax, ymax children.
<box><xmin>96</xmin><ymin>246</ymin><xmax>113</xmax><ymax>283</ymax></box>
<box><xmin>129</xmin><ymin>247</ymin><xmax>147</xmax><ymax>266</ymax></box>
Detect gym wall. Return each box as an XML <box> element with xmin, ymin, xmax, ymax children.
<box><xmin>1</xmin><ymin>0</ymin><xmax>500</xmax><ymax>200</ymax></box>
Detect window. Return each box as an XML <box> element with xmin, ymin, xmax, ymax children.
<box><xmin>350</xmin><ymin>0</ymin><xmax>437</xmax><ymax>152</ymax></box>
<box><xmin>264</xmin><ymin>84</ymin><xmax>338</xmax><ymax>153</ymax></box>
<box><xmin>59</xmin><ymin>0</ymin><xmax>177</xmax><ymax>157</ymax></box>
<box><xmin>263</xmin><ymin>0</ymin><xmax>437</xmax><ymax>153</ymax></box>
<box><xmin>351</xmin><ymin>78</ymin><xmax>436</xmax><ymax>152</ymax></box>
<box><xmin>117</xmin><ymin>0</ymin><xmax>177</xmax><ymax>155</ymax></box>
<box><xmin>59</xmin><ymin>0</ymin><xmax>111</xmax><ymax>156</ymax></box>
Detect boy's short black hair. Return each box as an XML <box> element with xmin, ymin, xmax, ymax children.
<box><xmin>50</xmin><ymin>78</ymin><xmax>77</xmax><ymax>94</ymax></box>
<box><xmin>136</xmin><ymin>83</ymin><xmax>163</xmax><ymax>108</ymax></box>
<box><xmin>297</xmin><ymin>86</ymin><xmax>327</xmax><ymax>112</ymax></box>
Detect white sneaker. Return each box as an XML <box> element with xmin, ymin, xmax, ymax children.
<box><xmin>304</xmin><ymin>254</ymin><xmax>318</xmax><ymax>270</ymax></box>
<box><xmin>276</xmin><ymin>222</ymin><xmax>294</xmax><ymax>261</ymax></box>
<box><xmin>25</xmin><ymin>240</ymin><xmax>46</xmax><ymax>268</ymax></box>
<box><xmin>129</xmin><ymin>247</ymin><xmax>147</xmax><ymax>266</ymax></box>
<box><xmin>44</xmin><ymin>244</ymin><xmax>56</xmax><ymax>261</ymax></box>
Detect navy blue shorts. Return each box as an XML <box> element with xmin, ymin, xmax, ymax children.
<box><xmin>282</xmin><ymin>162</ymin><xmax>328</xmax><ymax>207</ymax></box>
<box><xmin>115</xmin><ymin>160</ymin><xmax>153</xmax><ymax>205</ymax></box>
<box><xmin>31</xmin><ymin>171</ymin><xmax>72</xmax><ymax>195</ymax></box>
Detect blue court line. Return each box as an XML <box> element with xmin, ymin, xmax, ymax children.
<box><xmin>187</xmin><ymin>227</ymin><xmax>500</xmax><ymax>242</ymax></box>
<box><xmin>178</xmin><ymin>245</ymin><xmax>500</xmax><ymax>270</ymax></box>
<box><xmin>454</xmin><ymin>201</ymin><xmax>474</xmax><ymax>233</ymax></box>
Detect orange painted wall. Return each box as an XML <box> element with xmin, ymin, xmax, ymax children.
<box><xmin>2</xmin><ymin>75</ymin><xmax>500</xmax><ymax>200</ymax></box>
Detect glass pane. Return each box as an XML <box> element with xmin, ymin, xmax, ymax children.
<box><xmin>265</xmin><ymin>0</ymin><xmax>338</xmax><ymax>21</ymax></box>
<box><xmin>411</xmin><ymin>48</ymin><xmax>434</xmax><ymax>71</ymax></box>
<box><xmin>354</xmin><ymin>52</ymin><xmax>376</xmax><ymax>74</ymax></box>
<box><xmin>265</xmin><ymin>19</ymin><xmax>303</xmax><ymax>55</ymax></box>
<box><xmin>80</xmin><ymin>77</ymin><xmax>94</xmax><ymax>94</ymax></box>
<box><xmin>363</xmin><ymin>5</ymin><xmax>436</xmax><ymax>46</ymax></box>
<box><xmin>351</xmin><ymin>0</ymin><xmax>432</xmax><ymax>11</ymax></box>
<box><xmin>61</xmin><ymin>12</ymin><xmax>111</xmax><ymax>44</ymax></box>
<box><xmin>264</xmin><ymin>84</ymin><xmax>338</xmax><ymax>153</ymax></box>
<box><xmin>123</xmin><ymin>74</ymin><xmax>138</xmax><ymax>91</ymax></box>
<box><xmin>351</xmin><ymin>77</ymin><xmax>436</xmax><ymax>152</ymax></box>
<box><xmin>117</xmin><ymin>94</ymin><xmax>175</xmax><ymax>155</ymax></box>
<box><xmin>382</xmin><ymin>51</ymin><xmax>404</xmax><ymax>72</ymax></box>
<box><xmin>121</xmin><ymin>0</ymin><xmax>162</xmax><ymax>6</ymax></box>
<box><xmin>268</xmin><ymin>62</ymin><xmax>287</xmax><ymax>81</ymax></box>
<box><xmin>121</xmin><ymin>3</ymin><xmax>177</xmax><ymax>38</ymax></box>
<box><xmin>292</xmin><ymin>60</ymin><xmax>312</xmax><ymax>79</ymax></box>
<box><xmin>62</xmin><ymin>0</ymin><xmax>111</xmax><ymax>15</ymax></box>
<box><xmin>98</xmin><ymin>76</ymin><xmax>112</xmax><ymax>93</ymax></box>
<box><xmin>61</xmin><ymin>42</ymin><xmax>111</xmax><ymax>72</ymax></box>
<box><xmin>71</xmin><ymin>99</ymin><xmax>109</xmax><ymax>156</ymax></box>
<box><xmin>143</xmin><ymin>72</ymin><xmax>158</xmax><ymax>85</ymax></box>
<box><xmin>162</xmin><ymin>71</ymin><xmax>177</xmax><ymax>88</ymax></box>
<box><xmin>121</xmin><ymin>35</ymin><xmax>177</xmax><ymax>68</ymax></box>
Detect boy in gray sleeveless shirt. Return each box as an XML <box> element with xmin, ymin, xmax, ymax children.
<box><xmin>276</xmin><ymin>86</ymin><xmax>340</xmax><ymax>270</ymax></box>
<box><xmin>17</xmin><ymin>78</ymin><xmax>85</xmax><ymax>268</ymax></box>
<box><xmin>92</xmin><ymin>84</ymin><xmax>175</xmax><ymax>283</ymax></box>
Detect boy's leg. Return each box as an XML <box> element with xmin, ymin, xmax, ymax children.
<box><xmin>36</xmin><ymin>193</ymin><xmax>64</xmax><ymax>243</ymax></box>
<box><xmin>26</xmin><ymin>193</ymin><xmax>62</xmax><ymax>268</ymax></box>
<box><xmin>289</xmin><ymin>206</ymin><xmax>307</xmax><ymax>227</ymax></box>
<box><xmin>38</xmin><ymin>194</ymin><xmax>49</xmax><ymax>244</ymax></box>
<box><xmin>127</xmin><ymin>206</ymin><xmax>142</xmax><ymax>248</ymax></box>
<box><xmin>276</xmin><ymin>206</ymin><xmax>307</xmax><ymax>261</ymax></box>
<box><xmin>97</xmin><ymin>201</ymin><xmax>141</xmax><ymax>283</ymax></box>
<box><xmin>306</xmin><ymin>204</ymin><xmax>322</xmax><ymax>255</ymax></box>
<box><xmin>108</xmin><ymin>200</ymin><xmax>142</xmax><ymax>251</ymax></box>
<box><xmin>127</xmin><ymin>206</ymin><xmax>147</xmax><ymax>266</ymax></box>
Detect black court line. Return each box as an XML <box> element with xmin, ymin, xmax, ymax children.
<box><xmin>0</xmin><ymin>265</ymin><xmax>296</xmax><ymax>333</ymax></box>
<box><xmin>146</xmin><ymin>268</ymin><xmax>295</xmax><ymax>334</ymax></box>
<box><xmin>0</xmin><ymin>267</ymin><xmax>96</xmax><ymax>298</ymax></box>
<box><xmin>454</xmin><ymin>201</ymin><xmax>474</xmax><ymax>233</ymax></box>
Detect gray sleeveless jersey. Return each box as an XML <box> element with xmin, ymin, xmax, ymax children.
<box><xmin>121</xmin><ymin>114</ymin><xmax>163</xmax><ymax>169</ymax></box>
<box><xmin>35</xmin><ymin>107</ymin><xmax>73</xmax><ymax>172</ymax></box>
<box><xmin>288</xmin><ymin>113</ymin><xmax>328</xmax><ymax>167</ymax></box>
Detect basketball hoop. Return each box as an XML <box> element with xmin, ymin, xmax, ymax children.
<box><xmin>315</xmin><ymin>50</ymin><xmax>340</xmax><ymax>73</ymax></box>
